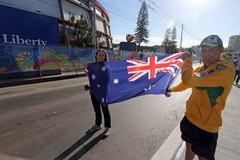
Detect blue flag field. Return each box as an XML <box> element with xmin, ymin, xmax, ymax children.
<box><xmin>87</xmin><ymin>52</ymin><xmax>184</xmax><ymax>105</ymax></box>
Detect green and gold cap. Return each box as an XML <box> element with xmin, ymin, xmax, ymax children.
<box><xmin>200</xmin><ymin>35</ymin><xmax>223</xmax><ymax>48</ymax></box>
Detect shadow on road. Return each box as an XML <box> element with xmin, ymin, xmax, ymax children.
<box><xmin>54</xmin><ymin>131</ymin><xmax>105</xmax><ymax>160</ymax></box>
<box><xmin>68</xmin><ymin>133</ymin><xmax>105</xmax><ymax>160</ymax></box>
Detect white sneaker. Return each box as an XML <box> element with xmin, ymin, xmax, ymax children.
<box><xmin>88</xmin><ymin>124</ymin><xmax>102</xmax><ymax>132</ymax></box>
<box><xmin>103</xmin><ymin>127</ymin><xmax>110</xmax><ymax>137</ymax></box>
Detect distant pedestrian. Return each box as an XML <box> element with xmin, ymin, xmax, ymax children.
<box><xmin>168</xmin><ymin>35</ymin><xmax>236</xmax><ymax>160</ymax></box>
<box><xmin>84</xmin><ymin>49</ymin><xmax>111</xmax><ymax>138</ymax></box>
<box><xmin>234</xmin><ymin>59</ymin><xmax>240</xmax><ymax>85</ymax></box>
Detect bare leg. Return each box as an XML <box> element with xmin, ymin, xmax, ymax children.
<box><xmin>185</xmin><ymin>143</ymin><xmax>195</xmax><ymax>160</ymax></box>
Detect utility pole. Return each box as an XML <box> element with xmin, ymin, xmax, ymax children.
<box><xmin>92</xmin><ymin>0</ymin><xmax>96</xmax><ymax>49</ymax></box>
<box><xmin>180</xmin><ymin>24</ymin><xmax>183</xmax><ymax>49</ymax></box>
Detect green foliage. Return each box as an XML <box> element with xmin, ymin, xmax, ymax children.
<box><xmin>69</xmin><ymin>15</ymin><xmax>92</xmax><ymax>47</ymax></box>
<box><xmin>171</xmin><ymin>26</ymin><xmax>177</xmax><ymax>41</ymax></box>
<box><xmin>134</xmin><ymin>1</ymin><xmax>149</xmax><ymax>51</ymax></box>
<box><xmin>139</xmin><ymin>45</ymin><xmax>163</xmax><ymax>52</ymax></box>
<box><xmin>162</xmin><ymin>26</ymin><xmax>178</xmax><ymax>53</ymax></box>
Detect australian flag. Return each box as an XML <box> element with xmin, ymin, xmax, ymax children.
<box><xmin>87</xmin><ymin>52</ymin><xmax>184</xmax><ymax>105</ymax></box>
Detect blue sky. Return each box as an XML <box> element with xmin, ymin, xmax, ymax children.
<box><xmin>99</xmin><ymin>0</ymin><xmax>240</xmax><ymax>48</ymax></box>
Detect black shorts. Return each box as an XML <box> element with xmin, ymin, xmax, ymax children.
<box><xmin>180</xmin><ymin>116</ymin><xmax>218</xmax><ymax>160</ymax></box>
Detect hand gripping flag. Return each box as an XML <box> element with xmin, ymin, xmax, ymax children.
<box><xmin>87</xmin><ymin>52</ymin><xmax>184</xmax><ymax>105</ymax></box>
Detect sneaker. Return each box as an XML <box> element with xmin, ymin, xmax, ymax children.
<box><xmin>103</xmin><ymin>127</ymin><xmax>110</xmax><ymax>137</ymax></box>
<box><xmin>88</xmin><ymin>124</ymin><xmax>102</xmax><ymax>132</ymax></box>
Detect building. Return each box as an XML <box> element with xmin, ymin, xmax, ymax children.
<box><xmin>0</xmin><ymin>0</ymin><xmax>112</xmax><ymax>49</ymax></box>
<box><xmin>228</xmin><ymin>35</ymin><xmax>240</xmax><ymax>52</ymax></box>
<box><xmin>226</xmin><ymin>35</ymin><xmax>240</xmax><ymax>61</ymax></box>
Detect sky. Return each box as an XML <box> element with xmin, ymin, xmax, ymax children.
<box><xmin>98</xmin><ymin>0</ymin><xmax>240</xmax><ymax>48</ymax></box>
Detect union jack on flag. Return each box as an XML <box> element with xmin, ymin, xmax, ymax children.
<box><xmin>87</xmin><ymin>52</ymin><xmax>184</xmax><ymax>105</ymax></box>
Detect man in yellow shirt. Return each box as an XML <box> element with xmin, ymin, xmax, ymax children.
<box><xmin>169</xmin><ymin>35</ymin><xmax>236</xmax><ymax>160</ymax></box>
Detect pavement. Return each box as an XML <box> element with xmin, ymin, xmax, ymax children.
<box><xmin>1</xmin><ymin>73</ymin><xmax>240</xmax><ymax>160</ymax></box>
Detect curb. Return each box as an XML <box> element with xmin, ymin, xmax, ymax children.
<box><xmin>151</xmin><ymin>124</ymin><xmax>183</xmax><ymax>160</ymax></box>
<box><xmin>0</xmin><ymin>74</ymin><xmax>86</xmax><ymax>88</ymax></box>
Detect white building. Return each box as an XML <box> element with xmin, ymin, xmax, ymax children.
<box><xmin>228</xmin><ymin>35</ymin><xmax>240</xmax><ymax>52</ymax></box>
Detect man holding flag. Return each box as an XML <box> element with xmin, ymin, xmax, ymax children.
<box><xmin>169</xmin><ymin>35</ymin><xmax>236</xmax><ymax>160</ymax></box>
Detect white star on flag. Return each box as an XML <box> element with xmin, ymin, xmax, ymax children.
<box><xmin>144</xmin><ymin>85</ymin><xmax>155</xmax><ymax>91</ymax></box>
<box><xmin>91</xmin><ymin>74</ymin><xmax>96</xmax><ymax>80</ymax></box>
<box><xmin>101</xmin><ymin>66</ymin><xmax>107</xmax><ymax>72</ymax></box>
<box><xmin>113</xmin><ymin>79</ymin><xmax>119</xmax><ymax>84</ymax></box>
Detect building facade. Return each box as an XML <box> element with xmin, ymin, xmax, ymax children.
<box><xmin>228</xmin><ymin>35</ymin><xmax>240</xmax><ymax>52</ymax></box>
<box><xmin>0</xmin><ymin>0</ymin><xmax>112</xmax><ymax>49</ymax></box>
<box><xmin>225</xmin><ymin>35</ymin><xmax>240</xmax><ymax>61</ymax></box>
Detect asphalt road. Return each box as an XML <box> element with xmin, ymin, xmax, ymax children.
<box><xmin>0</xmin><ymin>77</ymin><xmax>190</xmax><ymax>160</ymax></box>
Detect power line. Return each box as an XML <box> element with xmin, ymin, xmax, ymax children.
<box><xmin>107</xmin><ymin>9</ymin><xmax>136</xmax><ymax>23</ymax></box>
<box><xmin>146</xmin><ymin>0</ymin><xmax>175</xmax><ymax>22</ymax></box>
<box><xmin>183</xmin><ymin>26</ymin><xmax>201</xmax><ymax>41</ymax></box>
<box><xmin>99</xmin><ymin>0</ymin><xmax>201</xmax><ymax>45</ymax></box>
<box><xmin>142</xmin><ymin>0</ymin><xmax>201</xmax><ymax>42</ymax></box>
<box><xmin>98</xmin><ymin>0</ymin><xmax>136</xmax><ymax>23</ymax></box>
<box><xmin>98</xmin><ymin>0</ymin><xmax>133</xmax><ymax>17</ymax></box>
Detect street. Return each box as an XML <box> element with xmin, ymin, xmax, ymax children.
<box><xmin>0</xmin><ymin>77</ymin><xmax>189</xmax><ymax>160</ymax></box>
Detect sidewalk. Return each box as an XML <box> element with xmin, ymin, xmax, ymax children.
<box><xmin>0</xmin><ymin>71</ymin><xmax>86</xmax><ymax>88</ymax></box>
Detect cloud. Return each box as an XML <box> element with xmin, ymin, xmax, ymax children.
<box><xmin>112</xmin><ymin>35</ymin><xmax>200</xmax><ymax>48</ymax></box>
